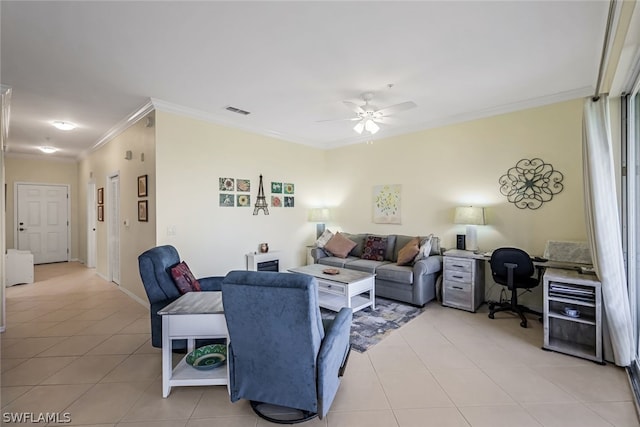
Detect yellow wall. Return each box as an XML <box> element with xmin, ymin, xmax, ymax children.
<box><xmin>4</xmin><ymin>156</ymin><xmax>79</xmax><ymax>259</ymax></box>
<box><xmin>78</xmin><ymin>112</ymin><xmax>156</xmax><ymax>303</ymax></box>
<box><xmin>154</xmin><ymin>111</ymin><xmax>327</xmax><ymax>277</ymax></box>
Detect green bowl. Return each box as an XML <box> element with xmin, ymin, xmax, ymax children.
<box><xmin>186</xmin><ymin>344</ymin><xmax>227</xmax><ymax>370</ymax></box>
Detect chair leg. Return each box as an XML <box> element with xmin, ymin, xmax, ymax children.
<box><xmin>488</xmin><ymin>289</ymin><xmax>539</xmax><ymax>328</ymax></box>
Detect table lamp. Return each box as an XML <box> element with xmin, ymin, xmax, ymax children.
<box><xmin>308</xmin><ymin>208</ymin><xmax>330</xmax><ymax>239</ymax></box>
<box><xmin>454</xmin><ymin>206</ymin><xmax>486</xmax><ymax>252</ymax></box>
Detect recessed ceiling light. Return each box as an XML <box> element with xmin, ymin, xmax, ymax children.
<box><xmin>52</xmin><ymin>121</ymin><xmax>76</xmax><ymax>131</ymax></box>
<box><xmin>38</xmin><ymin>146</ymin><xmax>58</xmax><ymax>154</ymax></box>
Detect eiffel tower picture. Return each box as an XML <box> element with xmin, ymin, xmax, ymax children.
<box><xmin>253</xmin><ymin>174</ymin><xmax>269</xmax><ymax>215</ymax></box>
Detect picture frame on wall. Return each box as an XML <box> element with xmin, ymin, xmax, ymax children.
<box><xmin>97</xmin><ymin>205</ymin><xmax>104</xmax><ymax>222</ymax></box>
<box><xmin>138</xmin><ymin>200</ymin><xmax>148</xmax><ymax>222</ymax></box>
<box><xmin>138</xmin><ymin>175</ymin><xmax>148</xmax><ymax>197</ymax></box>
<box><xmin>97</xmin><ymin>187</ymin><xmax>104</xmax><ymax>205</ymax></box>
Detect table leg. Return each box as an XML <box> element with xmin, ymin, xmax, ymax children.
<box><xmin>162</xmin><ymin>316</ymin><xmax>171</xmax><ymax>398</ymax></box>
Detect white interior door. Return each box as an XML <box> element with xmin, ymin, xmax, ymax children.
<box><xmin>16</xmin><ymin>183</ymin><xmax>69</xmax><ymax>264</ymax></box>
<box><xmin>87</xmin><ymin>181</ymin><xmax>97</xmax><ymax>268</ymax></box>
<box><xmin>108</xmin><ymin>174</ymin><xmax>120</xmax><ymax>284</ymax></box>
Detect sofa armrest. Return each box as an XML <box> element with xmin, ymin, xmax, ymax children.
<box><xmin>310</xmin><ymin>247</ymin><xmax>329</xmax><ymax>263</ymax></box>
<box><xmin>198</xmin><ymin>276</ymin><xmax>224</xmax><ymax>291</ymax></box>
<box><xmin>413</xmin><ymin>255</ymin><xmax>443</xmax><ymax>276</ymax></box>
<box><xmin>317</xmin><ymin>307</ymin><xmax>352</xmax><ymax>418</ymax></box>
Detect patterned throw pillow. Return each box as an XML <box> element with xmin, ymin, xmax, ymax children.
<box><xmin>361</xmin><ymin>235</ymin><xmax>388</xmax><ymax>261</ymax></box>
<box><xmin>397</xmin><ymin>236</ymin><xmax>421</xmax><ymax>265</ymax></box>
<box><xmin>324</xmin><ymin>232</ymin><xmax>357</xmax><ymax>258</ymax></box>
<box><xmin>414</xmin><ymin>234</ymin><xmax>434</xmax><ymax>262</ymax></box>
<box><xmin>170</xmin><ymin>261</ymin><xmax>202</xmax><ymax>294</ymax></box>
<box><xmin>315</xmin><ymin>229</ymin><xmax>334</xmax><ymax>248</ymax></box>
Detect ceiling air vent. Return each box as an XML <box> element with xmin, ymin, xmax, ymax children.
<box><xmin>225</xmin><ymin>106</ymin><xmax>251</xmax><ymax>116</ymax></box>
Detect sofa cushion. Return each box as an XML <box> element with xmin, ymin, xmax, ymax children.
<box><xmin>170</xmin><ymin>261</ymin><xmax>202</xmax><ymax>294</ymax></box>
<box><xmin>376</xmin><ymin>263</ymin><xmax>414</xmax><ymax>284</ymax></box>
<box><xmin>343</xmin><ymin>259</ymin><xmax>390</xmax><ymax>274</ymax></box>
<box><xmin>324</xmin><ymin>232</ymin><xmax>358</xmax><ymax>258</ymax></box>
<box><xmin>318</xmin><ymin>256</ymin><xmax>359</xmax><ymax>268</ymax></box>
<box><xmin>315</xmin><ymin>229</ymin><xmax>334</xmax><ymax>248</ymax></box>
<box><xmin>397</xmin><ymin>236</ymin><xmax>420</xmax><ymax>265</ymax></box>
<box><xmin>361</xmin><ymin>235</ymin><xmax>387</xmax><ymax>261</ymax></box>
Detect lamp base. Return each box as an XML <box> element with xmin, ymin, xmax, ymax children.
<box><xmin>316</xmin><ymin>223</ymin><xmax>325</xmax><ymax>239</ymax></box>
<box><xmin>466</xmin><ymin>225</ymin><xmax>479</xmax><ymax>252</ymax></box>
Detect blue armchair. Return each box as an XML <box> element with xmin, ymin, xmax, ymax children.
<box><xmin>222</xmin><ymin>270</ymin><xmax>352</xmax><ymax>423</ymax></box>
<box><xmin>138</xmin><ymin>245</ymin><xmax>224</xmax><ymax>349</ymax></box>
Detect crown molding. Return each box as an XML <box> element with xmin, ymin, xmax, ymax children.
<box><xmin>4</xmin><ymin>151</ymin><xmax>78</xmax><ymax>163</ymax></box>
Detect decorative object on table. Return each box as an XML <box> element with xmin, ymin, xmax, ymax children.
<box><xmin>97</xmin><ymin>205</ymin><xmax>104</xmax><ymax>222</ymax></box>
<box><xmin>137</xmin><ymin>174</ymin><xmax>148</xmax><ymax>197</ymax></box>
<box><xmin>322</xmin><ymin>268</ymin><xmax>340</xmax><ymax>275</ymax></box>
<box><xmin>219</xmin><ymin>177</ymin><xmax>235</xmax><ymax>191</ymax></box>
<box><xmin>237</xmin><ymin>194</ymin><xmax>250</xmax><ymax>207</ymax></box>
<box><xmin>253</xmin><ymin>174</ymin><xmax>269</xmax><ymax>215</ymax></box>
<box><xmin>219</xmin><ymin>194</ymin><xmax>234</xmax><ymax>207</ymax></box>
<box><xmin>186</xmin><ymin>344</ymin><xmax>227</xmax><ymax>370</ymax></box>
<box><xmin>453</xmin><ymin>206</ymin><xmax>486</xmax><ymax>252</ymax></box>
<box><xmin>259</xmin><ymin>243</ymin><xmax>269</xmax><ymax>253</ymax></box>
<box><xmin>456</xmin><ymin>234</ymin><xmax>466</xmax><ymax>250</ymax></box>
<box><xmin>373</xmin><ymin>184</ymin><xmax>401</xmax><ymax>224</ymax></box>
<box><xmin>499</xmin><ymin>158</ymin><xmax>564</xmax><ymax>210</ymax></box>
<box><xmin>563</xmin><ymin>307</ymin><xmax>581</xmax><ymax>318</ymax></box>
<box><xmin>321</xmin><ymin>296</ymin><xmax>424</xmax><ymax>352</ymax></box>
<box><xmin>270</xmin><ymin>182</ymin><xmax>282</xmax><ymax>193</ymax></box>
<box><xmin>308</xmin><ymin>208</ymin><xmax>330</xmax><ymax>239</ymax></box>
<box><xmin>236</xmin><ymin>179</ymin><xmax>250</xmax><ymax>192</ymax></box>
<box><xmin>138</xmin><ymin>200</ymin><xmax>148</xmax><ymax>222</ymax></box>
<box><xmin>97</xmin><ymin>187</ymin><xmax>104</xmax><ymax>205</ymax></box>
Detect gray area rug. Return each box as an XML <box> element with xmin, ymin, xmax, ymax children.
<box><xmin>321</xmin><ymin>297</ymin><xmax>425</xmax><ymax>353</ymax></box>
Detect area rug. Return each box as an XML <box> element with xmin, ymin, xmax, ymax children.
<box><xmin>321</xmin><ymin>297</ymin><xmax>425</xmax><ymax>353</ymax></box>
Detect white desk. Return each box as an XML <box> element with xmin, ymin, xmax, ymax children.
<box><xmin>158</xmin><ymin>292</ymin><xmax>228</xmax><ymax>397</ymax></box>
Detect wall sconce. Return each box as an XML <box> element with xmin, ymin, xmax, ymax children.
<box><xmin>308</xmin><ymin>208</ymin><xmax>330</xmax><ymax>238</ymax></box>
<box><xmin>124</xmin><ymin>150</ymin><xmax>133</xmax><ymax>160</ymax></box>
<box><xmin>454</xmin><ymin>206</ymin><xmax>486</xmax><ymax>252</ymax></box>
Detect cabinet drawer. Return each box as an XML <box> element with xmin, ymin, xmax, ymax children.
<box><xmin>444</xmin><ymin>257</ymin><xmax>473</xmax><ymax>273</ymax></box>
<box><xmin>443</xmin><ymin>283</ymin><xmax>472</xmax><ymax>309</ymax></box>
<box><xmin>317</xmin><ymin>280</ymin><xmax>346</xmax><ymax>296</ymax></box>
<box><xmin>444</xmin><ymin>270</ymin><xmax>472</xmax><ymax>284</ymax></box>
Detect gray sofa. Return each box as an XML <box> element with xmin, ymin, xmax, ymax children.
<box><xmin>310</xmin><ymin>233</ymin><xmax>442</xmax><ymax>307</ymax></box>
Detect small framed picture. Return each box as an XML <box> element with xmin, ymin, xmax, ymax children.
<box><xmin>138</xmin><ymin>175</ymin><xmax>148</xmax><ymax>197</ymax></box>
<box><xmin>97</xmin><ymin>205</ymin><xmax>104</xmax><ymax>222</ymax></box>
<box><xmin>97</xmin><ymin>187</ymin><xmax>104</xmax><ymax>205</ymax></box>
<box><xmin>138</xmin><ymin>200</ymin><xmax>148</xmax><ymax>222</ymax></box>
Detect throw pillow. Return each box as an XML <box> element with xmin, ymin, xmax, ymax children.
<box><xmin>361</xmin><ymin>235</ymin><xmax>388</xmax><ymax>261</ymax></box>
<box><xmin>315</xmin><ymin>229</ymin><xmax>334</xmax><ymax>248</ymax></box>
<box><xmin>324</xmin><ymin>232</ymin><xmax>357</xmax><ymax>258</ymax></box>
<box><xmin>397</xmin><ymin>236</ymin><xmax>421</xmax><ymax>265</ymax></box>
<box><xmin>415</xmin><ymin>234</ymin><xmax>434</xmax><ymax>262</ymax></box>
<box><xmin>170</xmin><ymin>261</ymin><xmax>202</xmax><ymax>294</ymax></box>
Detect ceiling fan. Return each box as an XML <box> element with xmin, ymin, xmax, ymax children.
<box><xmin>323</xmin><ymin>92</ymin><xmax>417</xmax><ymax>135</ymax></box>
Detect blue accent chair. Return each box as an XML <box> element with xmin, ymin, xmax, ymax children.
<box><xmin>222</xmin><ymin>270</ymin><xmax>352</xmax><ymax>423</ymax></box>
<box><xmin>138</xmin><ymin>245</ymin><xmax>224</xmax><ymax>349</ymax></box>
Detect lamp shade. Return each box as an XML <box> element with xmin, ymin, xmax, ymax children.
<box><xmin>308</xmin><ymin>208</ymin><xmax>330</xmax><ymax>223</ymax></box>
<box><xmin>454</xmin><ymin>206</ymin><xmax>486</xmax><ymax>225</ymax></box>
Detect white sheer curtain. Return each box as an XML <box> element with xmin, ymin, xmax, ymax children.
<box><xmin>583</xmin><ymin>96</ymin><xmax>634</xmax><ymax>366</ymax></box>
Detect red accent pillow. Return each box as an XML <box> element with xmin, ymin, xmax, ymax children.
<box><xmin>361</xmin><ymin>235</ymin><xmax>387</xmax><ymax>261</ymax></box>
<box><xmin>170</xmin><ymin>262</ymin><xmax>201</xmax><ymax>294</ymax></box>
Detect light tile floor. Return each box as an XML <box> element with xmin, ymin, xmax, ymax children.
<box><xmin>1</xmin><ymin>262</ymin><xmax>638</xmax><ymax>426</ymax></box>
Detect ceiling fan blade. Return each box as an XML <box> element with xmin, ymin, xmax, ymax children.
<box><xmin>376</xmin><ymin>101</ymin><xmax>417</xmax><ymax>117</ymax></box>
<box><xmin>343</xmin><ymin>101</ymin><xmax>365</xmax><ymax>114</ymax></box>
<box><xmin>316</xmin><ymin>117</ymin><xmax>361</xmax><ymax>123</ymax></box>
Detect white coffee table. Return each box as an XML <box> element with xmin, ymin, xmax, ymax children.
<box><xmin>289</xmin><ymin>264</ymin><xmax>375</xmax><ymax>313</ymax></box>
<box><xmin>158</xmin><ymin>292</ymin><xmax>228</xmax><ymax>397</ymax></box>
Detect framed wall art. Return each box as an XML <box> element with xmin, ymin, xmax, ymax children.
<box><xmin>97</xmin><ymin>205</ymin><xmax>104</xmax><ymax>222</ymax></box>
<box><xmin>138</xmin><ymin>175</ymin><xmax>148</xmax><ymax>197</ymax></box>
<box><xmin>373</xmin><ymin>184</ymin><xmax>401</xmax><ymax>224</ymax></box>
<box><xmin>97</xmin><ymin>187</ymin><xmax>104</xmax><ymax>205</ymax></box>
<box><xmin>138</xmin><ymin>200</ymin><xmax>148</xmax><ymax>222</ymax></box>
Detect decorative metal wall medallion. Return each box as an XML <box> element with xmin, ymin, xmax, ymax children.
<box><xmin>498</xmin><ymin>158</ymin><xmax>564</xmax><ymax>210</ymax></box>
<box><xmin>253</xmin><ymin>174</ymin><xmax>269</xmax><ymax>215</ymax></box>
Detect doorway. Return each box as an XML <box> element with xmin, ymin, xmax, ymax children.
<box><xmin>87</xmin><ymin>181</ymin><xmax>97</xmax><ymax>268</ymax></box>
<box><xmin>15</xmin><ymin>183</ymin><xmax>70</xmax><ymax>264</ymax></box>
<box><xmin>107</xmin><ymin>173</ymin><xmax>120</xmax><ymax>284</ymax></box>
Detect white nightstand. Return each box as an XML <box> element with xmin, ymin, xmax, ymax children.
<box><xmin>442</xmin><ymin>249</ymin><xmax>485</xmax><ymax>312</ymax></box>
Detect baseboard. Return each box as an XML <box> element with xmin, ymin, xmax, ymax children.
<box><xmin>627</xmin><ymin>362</ymin><xmax>640</xmax><ymax>421</ymax></box>
<box><xmin>116</xmin><ymin>285</ymin><xmax>148</xmax><ymax>308</ymax></box>
<box><xmin>96</xmin><ymin>272</ymin><xmax>109</xmax><ymax>281</ymax></box>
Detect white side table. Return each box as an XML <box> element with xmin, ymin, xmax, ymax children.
<box><xmin>158</xmin><ymin>292</ymin><xmax>228</xmax><ymax>397</ymax></box>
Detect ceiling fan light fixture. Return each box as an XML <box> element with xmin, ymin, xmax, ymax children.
<box><xmin>364</xmin><ymin>119</ymin><xmax>379</xmax><ymax>134</ymax></box>
<box><xmin>52</xmin><ymin>121</ymin><xmax>76</xmax><ymax>131</ymax></box>
<box><xmin>38</xmin><ymin>146</ymin><xmax>59</xmax><ymax>154</ymax></box>
<box><xmin>354</xmin><ymin>120</ymin><xmax>365</xmax><ymax>134</ymax></box>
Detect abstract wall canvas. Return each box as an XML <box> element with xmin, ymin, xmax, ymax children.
<box><xmin>373</xmin><ymin>184</ymin><xmax>401</xmax><ymax>224</ymax></box>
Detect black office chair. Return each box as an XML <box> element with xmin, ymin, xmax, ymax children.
<box><xmin>488</xmin><ymin>247</ymin><xmax>542</xmax><ymax>328</ymax></box>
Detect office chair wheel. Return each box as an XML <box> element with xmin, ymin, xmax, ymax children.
<box><xmin>488</xmin><ymin>313</ymin><xmax>495</xmax><ymax>319</ymax></box>
<box><xmin>250</xmin><ymin>401</ymin><xmax>318</xmax><ymax>424</ymax></box>
<box><xmin>520</xmin><ymin>320</ymin><xmax>528</xmax><ymax>328</ymax></box>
